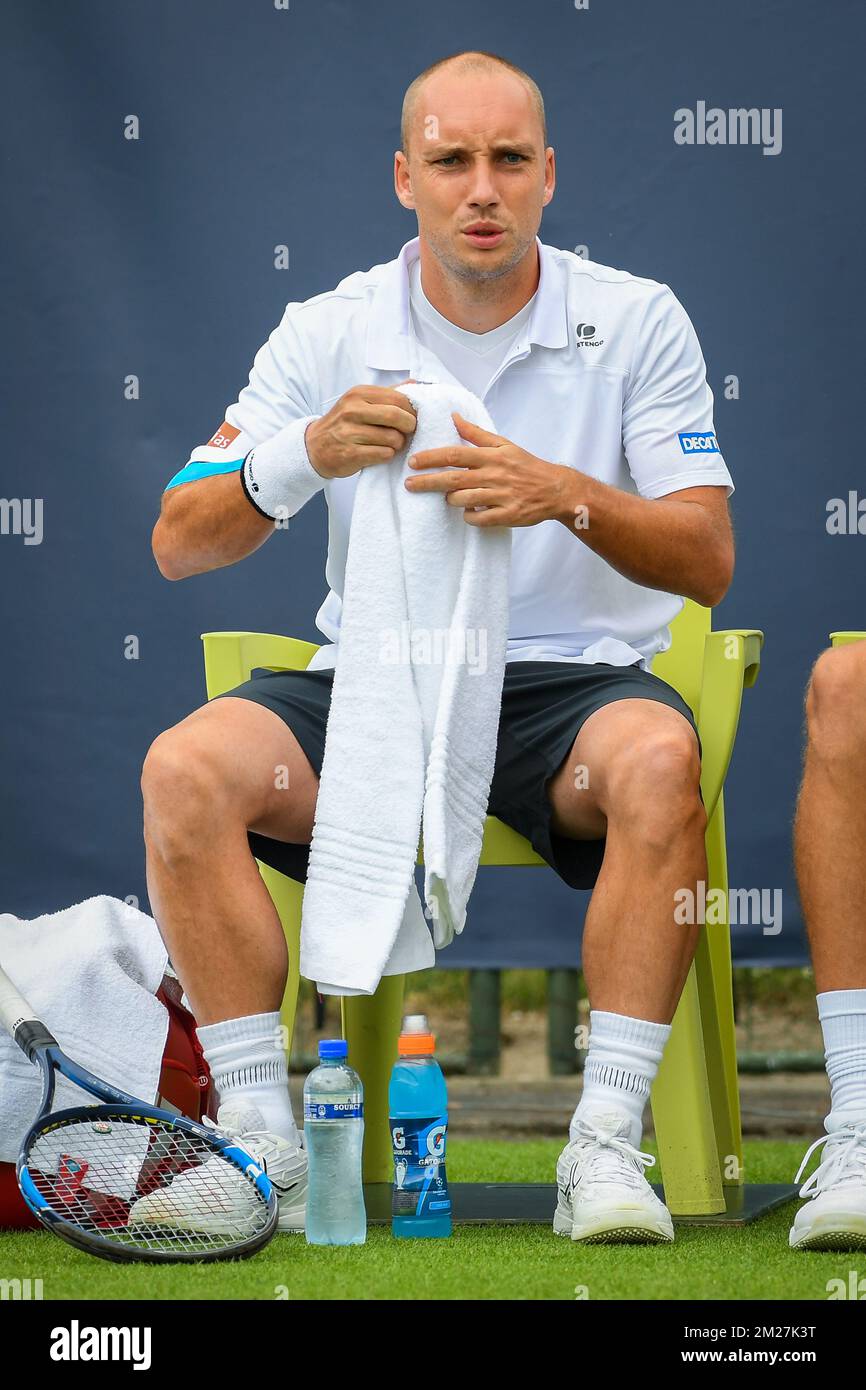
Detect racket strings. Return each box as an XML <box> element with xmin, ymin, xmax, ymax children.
<box><xmin>26</xmin><ymin>1113</ymin><xmax>271</xmax><ymax>1255</ymax></box>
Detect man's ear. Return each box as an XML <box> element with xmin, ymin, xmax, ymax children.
<box><xmin>394</xmin><ymin>152</ymin><xmax>415</xmax><ymax>210</ymax></box>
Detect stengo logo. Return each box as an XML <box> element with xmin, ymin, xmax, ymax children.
<box><xmin>678</xmin><ymin>432</ymin><xmax>719</xmax><ymax>455</ymax></box>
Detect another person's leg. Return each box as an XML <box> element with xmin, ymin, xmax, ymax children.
<box><xmin>790</xmin><ymin>641</ymin><xmax>866</xmax><ymax>1250</ymax></box>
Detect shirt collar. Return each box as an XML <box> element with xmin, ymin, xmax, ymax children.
<box><xmin>364</xmin><ymin>233</ymin><xmax>570</xmax><ymax>370</ymax></box>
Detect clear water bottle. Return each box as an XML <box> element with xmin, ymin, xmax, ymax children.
<box><xmin>303</xmin><ymin>1039</ymin><xmax>366</xmax><ymax>1246</ymax></box>
<box><xmin>389</xmin><ymin>1014</ymin><xmax>452</xmax><ymax>1238</ymax></box>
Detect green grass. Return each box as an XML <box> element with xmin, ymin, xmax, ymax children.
<box><xmin>0</xmin><ymin>1139</ymin><xmax>857</xmax><ymax>1301</ymax></box>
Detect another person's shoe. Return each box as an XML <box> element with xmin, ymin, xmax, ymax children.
<box><xmin>129</xmin><ymin>1103</ymin><xmax>307</xmax><ymax>1235</ymax></box>
<box><xmin>789</xmin><ymin>1119</ymin><xmax>866</xmax><ymax>1251</ymax></box>
<box><xmin>553</xmin><ymin>1109</ymin><xmax>674</xmax><ymax>1244</ymax></box>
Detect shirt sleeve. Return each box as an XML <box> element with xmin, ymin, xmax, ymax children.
<box><xmin>164</xmin><ymin>302</ymin><xmax>323</xmax><ymax>510</ymax></box>
<box><xmin>621</xmin><ymin>285</ymin><xmax>734</xmax><ymax>501</ymax></box>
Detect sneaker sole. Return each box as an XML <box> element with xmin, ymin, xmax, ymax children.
<box><xmin>277</xmin><ymin>1210</ymin><xmax>306</xmax><ymax>1234</ymax></box>
<box><xmin>571</xmin><ymin>1225</ymin><xmax>674</xmax><ymax>1245</ymax></box>
<box><xmin>129</xmin><ymin>1214</ymin><xmax>269</xmax><ymax>1236</ymax></box>
<box><xmin>791</xmin><ymin>1221</ymin><xmax>866</xmax><ymax>1252</ymax></box>
<box><xmin>553</xmin><ymin>1205</ymin><xmax>674</xmax><ymax>1244</ymax></box>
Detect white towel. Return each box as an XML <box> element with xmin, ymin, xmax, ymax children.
<box><xmin>0</xmin><ymin>894</ymin><xmax>170</xmax><ymax>1162</ymax></box>
<box><xmin>300</xmin><ymin>383</ymin><xmax>512</xmax><ymax>995</ymax></box>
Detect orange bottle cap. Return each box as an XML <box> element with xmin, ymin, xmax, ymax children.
<box><xmin>398</xmin><ymin>1032</ymin><xmax>435</xmax><ymax>1056</ymax></box>
<box><xmin>398</xmin><ymin>1013</ymin><xmax>436</xmax><ymax>1056</ymax></box>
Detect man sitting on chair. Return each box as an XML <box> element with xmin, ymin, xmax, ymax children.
<box><xmin>789</xmin><ymin>641</ymin><xmax>866</xmax><ymax>1250</ymax></box>
<box><xmin>143</xmin><ymin>50</ymin><xmax>734</xmax><ymax>1242</ymax></box>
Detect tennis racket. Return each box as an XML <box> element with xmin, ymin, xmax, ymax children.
<box><xmin>0</xmin><ymin>963</ymin><xmax>278</xmax><ymax>1263</ymax></box>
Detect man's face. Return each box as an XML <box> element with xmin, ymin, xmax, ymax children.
<box><xmin>395</xmin><ymin>71</ymin><xmax>555</xmax><ymax>285</ymax></box>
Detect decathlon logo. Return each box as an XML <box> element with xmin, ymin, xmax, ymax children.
<box><xmin>678</xmin><ymin>431</ymin><xmax>719</xmax><ymax>455</ymax></box>
<box><xmin>575</xmin><ymin>322</ymin><xmax>604</xmax><ymax>347</ymax></box>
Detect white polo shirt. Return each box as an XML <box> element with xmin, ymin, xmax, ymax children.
<box><xmin>180</xmin><ymin>235</ymin><xmax>734</xmax><ymax>671</ymax></box>
<box><xmin>407</xmin><ymin>254</ymin><xmax>537</xmax><ymax>400</ymax></box>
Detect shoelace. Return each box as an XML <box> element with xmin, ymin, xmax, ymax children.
<box><xmin>202</xmin><ymin>1114</ymin><xmax>306</xmax><ymax>1180</ymax></box>
<box><xmin>568</xmin><ymin>1122</ymin><xmax>656</xmax><ymax>1193</ymax></box>
<box><xmin>201</xmin><ymin>1114</ymin><xmax>243</xmax><ymax>1140</ymax></box>
<box><xmin>794</xmin><ymin>1121</ymin><xmax>866</xmax><ymax>1197</ymax></box>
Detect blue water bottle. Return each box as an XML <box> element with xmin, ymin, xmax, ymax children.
<box><xmin>303</xmin><ymin>1039</ymin><xmax>366</xmax><ymax>1246</ymax></box>
<box><xmin>389</xmin><ymin>1014</ymin><xmax>452</xmax><ymax>1238</ymax></box>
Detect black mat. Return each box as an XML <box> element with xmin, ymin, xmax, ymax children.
<box><xmin>363</xmin><ymin>1182</ymin><xmax>800</xmax><ymax>1226</ymax></box>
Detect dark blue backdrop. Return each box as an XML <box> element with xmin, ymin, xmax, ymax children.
<box><xmin>2</xmin><ymin>0</ymin><xmax>864</xmax><ymax>967</ymax></box>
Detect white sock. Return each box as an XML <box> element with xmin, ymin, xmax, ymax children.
<box><xmin>197</xmin><ymin>1011</ymin><xmax>299</xmax><ymax>1145</ymax></box>
<box><xmin>572</xmin><ymin>1009</ymin><xmax>671</xmax><ymax>1147</ymax></box>
<box><xmin>817</xmin><ymin>989</ymin><xmax>866</xmax><ymax>1131</ymax></box>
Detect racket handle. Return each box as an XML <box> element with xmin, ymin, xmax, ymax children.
<box><xmin>0</xmin><ymin>965</ymin><xmax>57</xmax><ymax>1056</ymax></box>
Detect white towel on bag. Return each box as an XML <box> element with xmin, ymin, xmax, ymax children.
<box><xmin>0</xmin><ymin>895</ymin><xmax>170</xmax><ymax>1162</ymax></box>
<box><xmin>300</xmin><ymin>382</ymin><xmax>512</xmax><ymax>995</ymax></box>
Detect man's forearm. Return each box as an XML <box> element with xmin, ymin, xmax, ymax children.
<box><xmin>152</xmin><ymin>471</ymin><xmax>274</xmax><ymax>580</ymax></box>
<box><xmin>154</xmin><ymin>417</ymin><xmax>327</xmax><ymax>580</ymax></box>
<box><xmin>549</xmin><ymin>465</ymin><xmax>733</xmax><ymax>608</ymax></box>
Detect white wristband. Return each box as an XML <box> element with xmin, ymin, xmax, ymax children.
<box><xmin>241</xmin><ymin>414</ymin><xmax>325</xmax><ymax>521</ymax></box>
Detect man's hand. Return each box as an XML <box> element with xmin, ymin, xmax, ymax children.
<box><xmin>403</xmin><ymin>411</ymin><xmax>572</xmax><ymax>527</ymax></box>
<box><xmin>305</xmin><ymin>384</ymin><xmax>418</xmax><ymax>480</ymax></box>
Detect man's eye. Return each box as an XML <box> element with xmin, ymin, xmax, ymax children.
<box><xmin>435</xmin><ymin>153</ymin><xmax>526</xmax><ymax>166</ymax></box>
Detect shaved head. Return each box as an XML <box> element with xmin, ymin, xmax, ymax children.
<box><xmin>401</xmin><ymin>50</ymin><xmax>547</xmax><ymax>161</ymax></box>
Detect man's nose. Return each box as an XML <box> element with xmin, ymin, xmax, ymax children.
<box><xmin>467</xmin><ymin>159</ymin><xmax>499</xmax><ymax>204</ymax></box>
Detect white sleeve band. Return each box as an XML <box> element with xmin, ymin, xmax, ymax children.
<box><xmin>240</xmin><ymin>414</ymin><xmax>325</xmax><ymax>521</ymax></box>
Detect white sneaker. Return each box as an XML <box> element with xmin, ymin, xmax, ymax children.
<box><xmin>129</xmin><ymin>1104</ymin><xmax>307</xmax><ymax>1236</ymax></box>
<box><xmin>789</xmin><ymin>1119</ymin><xmax>866</xmax><ymax>1251</ymax></box>
<box><xmin>553</xmin><ymin>1110</ymin><xmax>674</xmax><ymax>1244</ymax></box>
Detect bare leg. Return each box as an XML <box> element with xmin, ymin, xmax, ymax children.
<box><xmin>794</xmin><ymin>643</ymin><xmax>866</xmax><ymax>992</ymax></box>
<box><xmin>788</xmin><ymin>644</ymin><xmax>866</xmax><ymax>1251</ymax></box>
<box><xmin>546</xmin><ymin>699</ymin><xmax>706</xmax><ymax>1023</ymax></box>
<box><xmin>141</xmin><ymin>697</ymin><xmax>319</xmax><ymax>1025</ymax></box>
<box><xmin>547</xmin><ymin>698</ymin><xmax>704</xmax><ymax>1243</ymax></box>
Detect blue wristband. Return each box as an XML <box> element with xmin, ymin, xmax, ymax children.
<box><xmin>164</xmin><ymin>457</ymin><xmax>244</xmax><ymax>491</ymax></box>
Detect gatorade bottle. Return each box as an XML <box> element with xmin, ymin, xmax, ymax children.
<box><xmin>389</xmin><ymin>1014</ymin><xmax>452</xmax><ymax>1238</ymax></box>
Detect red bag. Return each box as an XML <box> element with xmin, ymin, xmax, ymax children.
<box><xmin>0</xmin><ymin>978</ymin><xmax>213</xmax><ymax>1230</ymax></box>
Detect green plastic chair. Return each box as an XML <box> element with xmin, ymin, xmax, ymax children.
<box><xmin>201</xmin><ymin>602</ymin><xmax>763</xmax><ymax>1217</ymax></box>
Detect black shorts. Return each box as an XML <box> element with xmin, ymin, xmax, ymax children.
<box><xmin>215</xmin><ymin>660</ymin><xmax>701</xmax><ymax>891</ymax></box>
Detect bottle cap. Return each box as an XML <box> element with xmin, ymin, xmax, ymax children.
<box><xmin>398</xmin><ymin>1014</ymin><xmax>435</xmax><ymax>1056</ymax></box>
<box><xmin>403</xmin><ymin>1014</ymin><xmax>429</xmax><ymax>1033</ymax></box>
<box><xmin>318</xmin><ymin>1038</ymin><xmax>348</xmax><ymax>1060</ymax></box>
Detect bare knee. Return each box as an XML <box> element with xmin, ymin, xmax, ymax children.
<box><xmin>141</xmin><ymin>725</ymin><xmax>233</xmax><ymax>859</ymax></box>
<box><xmin>142</xmin><ymin>701</ymin><xmax>318</xmax><ymax>856</ymax></box>
<box><xmin>603</xmin><ymin>728</ymin><xmax>706</xmax><ymax>850</ymax></box>
<box><xmin>805</xmin><ymin>645</ymin><xmax>866</xmax><ymax>767</ymax></box>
